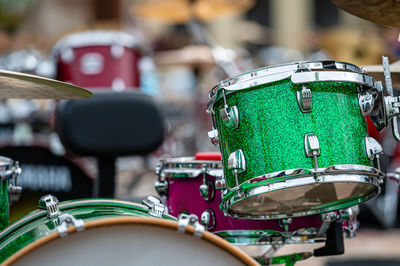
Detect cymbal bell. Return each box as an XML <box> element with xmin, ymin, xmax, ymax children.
<box><xmin>131</xmin><ymin>0</ymin><xmax>255</xmax><ymax>23</ymax></box>
<box><xmin>363</xmin><ymin>61</ymin><xmax>400</xmax><ymax>89</ymax></box>
<box><xmin>0</xmin><ymin>70</ymin><xmax>93</xmax><ymax>99</ymax></box>
<box><xmin>331</xmin><ymin>0</ymin><xmax>400</xmax><ymax>28</ymax></box>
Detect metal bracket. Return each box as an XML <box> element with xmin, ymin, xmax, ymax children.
<box><xmin>304</xmin><ymin>133</ymin><xmax>321</xmax><ymax>172</ymax></box>
<box><xmin>215</xmin><ymin>176</ymin><xmax>226</xmax><ymax>190</ymax></box>
<box><xmin>220</xmin><ymin>90</ymin><xmax>239</xmax><ymax>129</ymax></box>
<box><xmin>297</xmin><ymin>85</ymin><xmax>312</xmax><ymax>113</ymax></box>
<box><xmin>228</xmin><ymin>149</ymin><xmax>246</xmax><ymax>190</ymax></box>
<box><xmin>57</xmin><ymin>213</ymin><xmax>85</xmax><ymax>237</ymax></box>
<box><xmin>358</xmin><ymin>93</ymin><xmax>374</xmax><ymax>117</ymax></box>
<box><xmin>154</xmin><ymin>180</ymin><xmax>168</xmax><ymax>198</ymax></box>
<box><xmin>207</xmin><ymin>129</ymin><xmax>219</xmax><ymax>146</ymax></box>
<box><xmin>177</xmin><ymin>213</ymin><xmax>205</xmax><ymax>239</ymax></box>
<box><xmin>38</xmin><ymin>194</ymin><xmax>62</xmax><ymax>218</ymax></box>
<box><xmin>9</xmin><ymin>161</ymin><xmax>22</xmax><ymax>204</ymax></box>
<box><xmin>200</xmin><ymin>209</ymin><xmax>216</xmax><ymax>230</ymax></box>
<box><xmin>142</xmin><ymin>196</ymin><xmax>166</xmax><ymax>218</ymax></box>
<box><xmin>365</xmin><ymin>137</ymin><xmax>383</xmax><ymax>169</ymax></box>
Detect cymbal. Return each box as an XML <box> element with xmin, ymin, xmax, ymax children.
<box><xmin>363</xmin><ymin>61</ymin><xmax>400</xmax><ymax>88</ymax></box>
<box><xmin>331</xmin><ymin>0</ymin><xmax>400</xmax><ymax>28</ymax></box>
<box><xmin>0</xmin><ymin>70</ymin><xmax>93</xmax><ymax>99</ymax></box>
<box><xmin>153</xmin><ymin>45</ymin><xmax>215</xmax><ymax>67</ymax></box>
<box><xmin>131</xmin><ymin>0</ymin><xmax>255</xmax><ymax>23</ymax></box>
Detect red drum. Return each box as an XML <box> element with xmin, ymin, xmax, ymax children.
<box><xmin>155</xmin><ymin>153</ymin><xmax>359</xmax><ymax>245</ymax></box>
<box><xmin>52</xmin><ymin>30</ymin><xmax>145</xmax><ymax>90</ymax></box>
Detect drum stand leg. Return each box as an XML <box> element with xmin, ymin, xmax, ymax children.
<box><xmin>313</xmin><ymin>220</ymin><xmax>344</xmax><ymax>257</ymax></box>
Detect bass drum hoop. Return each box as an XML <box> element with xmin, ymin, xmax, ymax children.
<box><xmin>3</xmin><ymin>217</ymin><xmax>258</xmax><ymax>266</ymax></box>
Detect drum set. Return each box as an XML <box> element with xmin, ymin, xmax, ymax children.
<box><xmin>1</xmin><ymin>0</ymin><xmax>400</xmax><ymax>265</ymax></box>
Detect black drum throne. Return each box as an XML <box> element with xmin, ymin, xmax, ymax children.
<box><xmin>55</xmin><ymin>91</ymin><xmax>165</xmax><ymax>198</ymax></box>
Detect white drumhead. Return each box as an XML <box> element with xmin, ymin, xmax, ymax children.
<box><xmin>9</xmin><ymin>218</ymin><xmax>256</xmax><ymax>266</ymax></box>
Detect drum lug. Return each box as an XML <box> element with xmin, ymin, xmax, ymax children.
<box><xmin>111</xmin><ymin>44</ymin><xmax>124</xmax><ymax>58</ymax></box>
<box><xmin>304</xmin><ymin>133</ymin><xmax>321</xmax><ymax>172</ymax></box>
<box><xmin>358</xmin><ymin>93</ymin><xmax>374</xmax><ymax>117</ymax></box>
<box><xmin>220</xmin><ymin>89</ymin><xmax>239</xmax><ymax>129</ymax></box>
<box><xmin>220</xmin><ymin>105</ymin><xmax>239</xmax><ymax>129</ymax></box>
<box><xmin>38</xmin><ymin>194</ymin><xmax>62</xmax><ymax>218</ymax></box>
<box><xmin>57</xmin><ymin>213</ymin><xmax>85</xmax><ymax>237</ymax></box>
<box><xmin>365</xmin><ymin>137</ymin><xmax>383</xmax><ymax>169</ymax></box>
<box><xmin>177</xmin><ymin>213</ymin><xmax>205</xmax><ymax>239</ymax></box>
<box><xmin>154</xmin><ymin>180</ymin><xmax>168</xmax><ymax>197</ymax></box>
<box><xmin>9</xmin><ymin>161</ymin><xmax>22</xmax><ymax>204</ymax></box>
<box><xmin>200</xmin><ymin>164</ymin><xmax>215</xmax><ymax>202</ymax></box>
<box><xmin>200</xmin><ymin>209</ymin><xmax>216</xmax><ymax>230</ymax></box>
<box><xmin>207</xmin><ymin>129</ymin><xmax>219</xmax><ymax>146</ymax></box>
<box><xmin>228</xmin><ymin>149</ymin><xmax>246</xmax><ymax>190</ymax></box>
<box><xmin>60</xmin><ymin>47</ymin><xmax>74</xmax><ymax>63</ymax></box>
<box><xmin>215</xmin><ymin>177</ymin><xmax>226</xmax><ymax>190</ymax></box>
<box><xmin>142</xmin><ymin>196</ymin><xmax>167</xmax><ymax>218</ymax></box>
<box><xmin>296</xmin><ymin>85</ymin><xmax>312</xmax><ymax>113</ymax></box>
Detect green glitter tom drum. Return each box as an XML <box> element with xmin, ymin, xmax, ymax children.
<box><xmin>207</xmin><ymin>60</ymin><xmax>384</xmax><ymax>219</ymax></box>
<box><xmin>0</xmin><ymin>156</ymin><xmax>21</xmax><ymax>231</ymax></box>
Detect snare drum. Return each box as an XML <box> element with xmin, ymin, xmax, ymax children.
<box><xmin>52</xmin><ymin>30</ymin><xmax>145</xmax><ymax>90</ymax></box>
<box><xmin>0</xmin><ymin>196</ymin><xmax>257</xmax><ymax>265</ymax></box>
<box><xmin>0</xmin><ymin>156</ymin><xmax>21</xmax><ymax>230</ymax></box>
<box><xmin>156</xmin><ymin>153</ymin><xmax>359</xmax><ymax>245</ymax></box>
<box><xmin>207</xmin><ymin>61</ymin><xmax>384</xmax><ymax>219</ymax></box>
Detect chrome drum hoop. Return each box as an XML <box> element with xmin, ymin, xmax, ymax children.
<box><xmin>158</xmin><ymin>157</ymin><xmax>223</xmax><ymax>179</ymax></box>
<box><xmin>221</xmin><ymin>165</ymin><xmax>383</xmax><ymax>220</ymax></box>
<box><xmin>207</xmin><ymin>60</ymin><xmax>374</xmax><ymax>113</ymax></box>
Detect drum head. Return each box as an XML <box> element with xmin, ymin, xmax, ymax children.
<box><xmin>227</xmin><ymin>175</ymin><xmax>380</xmax><ymax>219</ymax></box>
<box><xmin>5</xmin><ymin>217</ymin><xmax>256</xmax><ymax>266</ymax></box>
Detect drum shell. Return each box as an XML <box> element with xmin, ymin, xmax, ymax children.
<box><xmin>0</xmin><ymin>199</ymin><xmax>175</xmax><ymax>263</ymax></box>
<box><xmin>212</xmin><ymin>79</ymin><xmax>372</xmax><ymax>189</ymax></box>
<box><xmin>167</xmin><ymin>173</ymin><xmax>323</xmax><ymax>233</ymax></box>
<box><xmin>0</xmin><ymin>178</ymin><xmax>10</xmax><ymax>230</ymax></box>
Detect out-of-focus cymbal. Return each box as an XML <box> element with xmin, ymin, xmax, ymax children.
<box><xmin>0</xmin><ymin>70</ymin><xmax>93</xmax><ymax>99</ymax></box>
<box><xmin>154</xmin><ymin>45</ymin><xmax>215</xmax><ymax>67</ymax></box>
<box><xmin>132</xmin><ymin>0</ymin><xmax>255</xmax><ymax>23</ymax></box>
<box><xmin>331</xmin><ymin>0</ymin><xmax>400</xmax><ymax>28</ymax></box>
<box><xmin>363</xmin><ymin>61</ymin><xmax>400</xmax><ymax>88</ymax></box>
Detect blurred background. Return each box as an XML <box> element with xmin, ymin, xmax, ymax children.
<box><xmin>0</xmin><ymin>0</ymin><xmax>400</xmax><ymax>265</ymax></box>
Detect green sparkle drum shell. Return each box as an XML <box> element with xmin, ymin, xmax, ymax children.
<box><xmin>208</xmin><ymin>61</ymin><xmax>383</xmax><ymax>219</ymax></box>
<box><xmin>0</xmin><ymin>156</ymin><xmax>20</xmax><ymax>231</ymax></box>
<box><xmin>0</xmin><ymin>198</ymin><xmax>176</xmax><ymax>264</ymax></box>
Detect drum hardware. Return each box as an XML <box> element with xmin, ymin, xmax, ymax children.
<box><xmin>8</xmin><ymin>161</ymin><xmax>22</xmax><ymax>204</ymax></box>
<box><xmin>38</xmin><ymin>194</ymin><xmax>84</xmax><ymax>237</ymax></box>
<box><xmin>200</xmin><ymin>209</ymin><xmax>216</xmax><ymax>230</ymax></box>
<box><xmin>142</xmin><ymin>196</ymin><xmax>167</xmax><ymax>218</ymax></box>
<box><xmin>304</xmin><ymin>133</ymin><xmax>321</xmax><ymax>173</ymax></box>
<box><xmin>110</xmin><ymin>44</ymin><xmax>124</xmax><ymax>59</ymax></box>
<box><xmin>278</xmin><ymin>218</ymin><xmax>292</xmax><ymax>237</ymax></box>
<box><xmin>220</xmin><ymin>90</ymin><xmax>239</xmax><ymax>129</ymax></box>
<box><xmin>207</xmin><ymin>129</ymin><xmax>219</xmax><ymax>146</ymax></box>
<box><xmin>177</xmin><ymin>213</ymin><xmax>205</xmax><ymax>239</ymax></box>
<box><xmin>38</xmin><ymin>194</ymin><xmax>62</xmax><ymax>218</ymax></box>
<box><xmin>365</xmin><ymin>137</ymin><xmax>383</xmax><ymax>169</ymax></box>
<box><xmin>358</xmin><ymin>93</ymin><xmax>374</xmax><ymax>117</ymax></box>
<box><xmin>227</xmin><ymin>149</ymin><xmax>246</xmax><ymax>191</ymax></box>
<box><xmin>154</xmin><ymin>180</ymin><xmax>169</xmax><ymax>198</ymax></box>
<box><xmin>56</xmin><ymin>213</ymin><xmax>85</xmax><ymax>237</ymax></box>
<box><xmin>296</xmin><ymin>85</ymin><xmax>312</xmax><ymax>113</ymax></box>
<box><xmin>215</xmin><ymin>176</ymin><xmax>226</xmax><ymax>190</ymax></box>
<box><xmin>313</xmin><ymin>220</ymin><xmax>344</xmax><ymax>257</ymax></box>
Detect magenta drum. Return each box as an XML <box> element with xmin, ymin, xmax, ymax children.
<box><xmin>155</xmin><ymin>153</ymin><xmax>359</xmax><ymax>245</ymax></box>
<box><xmin>52</xmin><ymin>30</ymin><xmax>145</xmax><ymax>91</ymax></box>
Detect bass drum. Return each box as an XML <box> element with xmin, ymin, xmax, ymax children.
<box><xmin>0</xmin><ymin>198</ymin><xmax>257</xmax><ymax>266</ymax></box>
